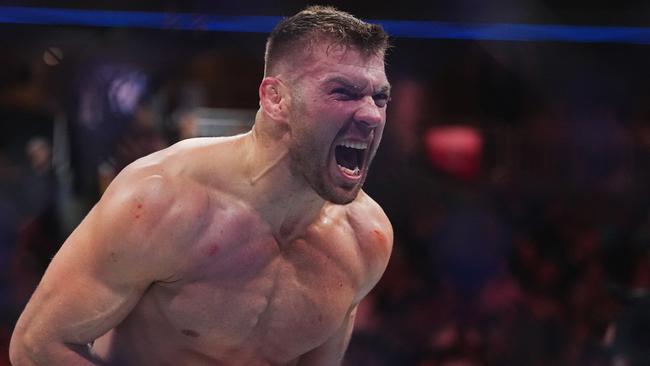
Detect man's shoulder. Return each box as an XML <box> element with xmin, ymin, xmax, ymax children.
<box><xmin>104</xmin><ymin>135</ymin><xmax>254</xmax><ymax>234</ymax></box>
<box><xmin>98</xmin><ymin>142</ymin><xmax>222</xmax><ymax>243</ymax></box>
<box><xmin>344</xmin><ymin>191</ymin><xmax>392</xmax><ymax>239</ymax></box>
<box><xmin>107</xmin><ymin>135</ymin><xmax>240</xmax><ymax>204</ymax></box>
<box><xmin>341</xmin><ymin>192</ymin><xmax>393</xmax><ymax>296</ymax></box>
<box><xmin>125</xmin><ymin>136</ymin><xmax>233</xmax><ymax>175</ymax></box>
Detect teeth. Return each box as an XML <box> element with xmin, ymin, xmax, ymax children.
<box><xmin>339</xmin><ymin>141</ymin><xmax>368</xmax><ymax>149</ymax></box>
<box><xmin>337</xmin><ymin>164</ymin><xmax>361</xmax><ymax>177</ymax></box>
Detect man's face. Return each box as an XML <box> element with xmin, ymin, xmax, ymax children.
<box><xmin>283</xmin><ymin>43</ymin><xmax>390</xmax><ymax>204</ymax></box>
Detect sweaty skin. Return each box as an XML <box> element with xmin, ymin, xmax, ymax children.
<box><xmin>10</xmin><ymin>43</ymin><xmax>393</xmax><ymax>366</ymax></box>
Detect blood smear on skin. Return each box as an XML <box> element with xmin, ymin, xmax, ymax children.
<box><xmin>206</xmin><ymin>244</ymin><xmax>220</xmax><ymax>256</ymax></box>
<box><xmin>372</xmin><ymin>230</ymin><xmax>385</xmax><ymax>243</ymax></box>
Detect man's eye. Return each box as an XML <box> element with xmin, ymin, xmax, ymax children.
<box><xmin>332</xmin><ymin>88</ymin><xmax>357</xmax><ymax>100</ymax></box>
<box><xmin>373</xmin><ymin>93</ymin><xmax>390</xmax><ymax>107</ymax></box>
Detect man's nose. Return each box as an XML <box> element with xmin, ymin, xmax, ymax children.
<box><xmin>353</xmin><ymin>96</ymin><xmax>383</xmax><ymax>129</ymax></box>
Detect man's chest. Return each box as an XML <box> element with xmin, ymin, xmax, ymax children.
<box><xmin>140</xmin><ymin>213</ymin><xmax>363</xmax><ymax>362</ymax></box>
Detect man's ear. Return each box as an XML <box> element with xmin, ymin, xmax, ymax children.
<box><xmin>259</xmin><ymin>77</ymin><xmax>288</xmax><ymax>121</ymax></box>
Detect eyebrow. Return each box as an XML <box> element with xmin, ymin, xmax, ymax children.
<box><xmin>325</xmin><ymin>76</ymin><xmax>391</xmax><ymax>95</ymax></box>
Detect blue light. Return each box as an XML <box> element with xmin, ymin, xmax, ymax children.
<box><xmin>1</xmin><ymin>6</ymin><xmax>650</xmax><ymax>44</ymax></box>
<box><xmin>0</xmin><ymin>6</ymin><xmax>282</xmax><ymax>33</ymax></box>
<box><xmin>378</xmin><ymin>20</ymin><xmax>650</xmax><ymax>44</ymax></box>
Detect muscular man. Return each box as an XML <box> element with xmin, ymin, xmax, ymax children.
<box><xmin>10</xmin><ymin>6</ymin><xmax>393</xmax><ymax>365</ymax></box>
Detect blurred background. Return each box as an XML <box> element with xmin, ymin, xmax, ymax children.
<box><xmin>2</xmin><ymin>1</ymin><xmax>650</xmax><ymax>365</ymax></box>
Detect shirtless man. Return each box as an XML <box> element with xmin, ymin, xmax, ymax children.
<box><xmin>10</xmin><ymin>6</ymin><xmax>393</xmax><ymax>365</ymax></box>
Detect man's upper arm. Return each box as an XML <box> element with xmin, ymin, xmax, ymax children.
<box><xmin>349</xmin><ymin>192</ymin><xmax>394</xmax><ymax>302</ymax></box>
<box><xmin>12</xmin><ymin>172</ymin><xmax>181</xmax><ymax>352</ymax></box>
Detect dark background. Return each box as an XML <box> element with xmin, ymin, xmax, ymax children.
<box><xmin>2</xmin><ymin>1</ymin><xmax>650</xmax><ymax>365</ymax></box>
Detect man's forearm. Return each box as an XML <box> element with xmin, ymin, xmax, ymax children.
<box><xmin>10</xmin><ymin>338</ymin><xmax>103</xmax><ymax>366</ymax></box>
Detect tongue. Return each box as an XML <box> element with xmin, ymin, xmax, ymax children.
<box><xmin>335</xmin><ymin>146</ymin><xmax>359</xmax><ymax>170</ymax></box>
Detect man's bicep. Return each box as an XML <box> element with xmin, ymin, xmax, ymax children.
<box><xmin>14</xmin><ymin>174</ymin><xmax>178</xmax><ymax>347</ymax></box>
<box><xmin>298</xmin><ymin>305</ymin><xmax>358</xmax><ymax>366</ymax></box>
<box><xmin>15</xmin><ymin>212</ymin><xmax>155</xmax><ymax>347</ymax></box>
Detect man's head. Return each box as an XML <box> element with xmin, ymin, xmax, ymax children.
<box><xmin>264</xmin><ymin>6</ymin><xmax>389</xmax><ymax>77</ymax></box>
<box><xmin>259</xmin><ymin>6</ymin><xmax>390</xmax><ymax>205</ymax></box>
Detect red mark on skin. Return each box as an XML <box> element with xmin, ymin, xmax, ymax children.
<box><xmin>372</xmin><ymin>230</ymin><xmax>385</xmax><ymax>243</ymax></box>
<box><xmin>181</xmin><ymin>329</ymin><xmax>200</xmax><ymax>338</ymax></box>
<box><xmin>206</xmin><ymin>244</ymin><xmax>220</xmax><ymax>256</ymax></box>
<box><xmin>134</xmin><ymin>203</ymin><xmax>143</xmax><ymax>219</ymax></box>
<box><xmin>318</xmin><ymin>315</ymin><xmax>323</xmax><ymax>323</ymax></box>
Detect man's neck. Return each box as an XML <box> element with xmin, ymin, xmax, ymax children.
<box><xmin>241</xmin><ymin>126</ymin><xmax>326</xmax><ymax>243</ymax></box>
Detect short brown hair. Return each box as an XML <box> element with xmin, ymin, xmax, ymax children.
<box><xmin>264</xmin><ymin>6</ymin><xmax>389</xmax><ymax>76</ymax></box>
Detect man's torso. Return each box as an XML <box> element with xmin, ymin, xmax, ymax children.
<box><xmin>91</xmin><ymin>140</ymin><xmax>382</xmax><ymax>365</ymax></box>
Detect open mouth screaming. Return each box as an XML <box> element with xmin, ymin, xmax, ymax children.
<box><xmin>335</xmin><ymin>140</ymin><xmax>368</xmax><ymax>178</ymax></box>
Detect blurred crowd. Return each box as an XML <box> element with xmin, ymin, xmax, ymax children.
<box><xmin>2</xmin><ymin>24</ymin><xmax>650</xmax><ymax>366</ymax></box>
<box><xmin>345</xmin><ymin>41</ymin><xmax>650</xmax><ymax>366</ymax></box>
